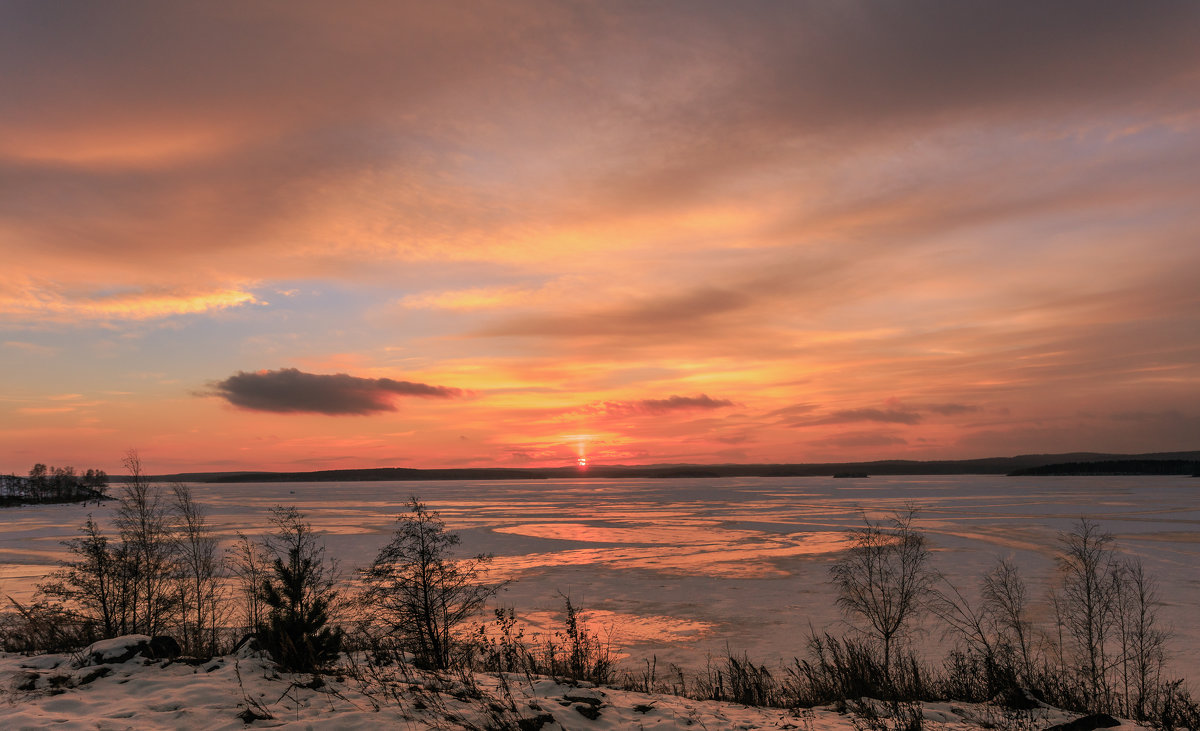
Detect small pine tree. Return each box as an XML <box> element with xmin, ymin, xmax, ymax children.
<box><xmin>258</xmin><ymin>507</ymin><xmax>342</xmax><ymax>672</ymax></box>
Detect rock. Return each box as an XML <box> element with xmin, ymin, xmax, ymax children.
<box><xmin>563</xmin><ymin>690</ymin><xmax>603</xmax><ymax>706</ymax></box>
<box><xmin>1044</xmin><ymin>713</ymin><xmax>1121</xmax><ymax>731</ymax></box>
<box><xmin>147</xmin><ymin>635</ymin><xmax>182</xmax><ymax>659</ymax></box>
<box><xmin>78</xmin><ymin>666</ymin><xmax>113</xmax><ymax>685</ymax></box>
<box><xmin>14</xmin><ymin>671</ymin><xmax>39</xmax><ymax>691</ymax></box>
<box><xmin>235</xmin><ymin>634</ymin><xmax>267</xmax><ymax>659</ymax></box>
<box><xmin>517</xmin><ymin>713</ymin><xmax>557</xmax><ymax>730</ymax></box>
<box><xmin>574</xmin><ymin>703</ymin><xmax>601</xmax><ymax>720</ymax></box>
<box><xmin>995</xmin><ymin>686</ymin><xmax>1043</xmax><ymax>710</ymax></box>
<box><xmin>82</xmin><ymin>635</ymin><xmax>152</xmax><ymax>665</ymax></box>
<box><xmin>79</xmin><ymin>634</ymin><xmax>180</xmax><ymax>664</ymax></box>
<box><xmin>19</xmin><ymin>654</ymin><xmax>68</xmax><ymax>670</ymax></box>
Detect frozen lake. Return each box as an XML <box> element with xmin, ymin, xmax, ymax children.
<box><xmin>2</xmin><ymin>475</ymin><xmax>1198</xmax><ymax>684</ymax></box>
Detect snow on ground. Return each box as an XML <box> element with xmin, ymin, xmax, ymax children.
<box><xmin>2</xmin><ymin>639</ymin><xmax>1146</xmax><ymax>731</ymax></box>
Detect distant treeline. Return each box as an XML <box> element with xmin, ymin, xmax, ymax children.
<box><xmin>134</xmin><ymin>450</ymin><xmax>1200</xmax><ymax>483</ymax></box>
<box><xmin>1009</xmin><ymin>459</ymin><xmax>1200</xmax><ymax>477</ymax></box>
<box><xmin>1</xmin><ymin>464</ymin><xmax>109</xmax><ymax>507</ymax></box>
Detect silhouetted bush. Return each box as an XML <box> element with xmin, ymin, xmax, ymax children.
<box><xmin>0</xmin><ymin>597</ymin><xmax>95</xmax><ymax>654</ymax></box>
<box><xmin>358</xmin><ymin>498</ymin><xmax>498</xmax><ymax>670</ymax></box>
<box><xmin>696</xmin><ymin>650</ymin><xmax>780</xmax><ymax>707</ymax></box>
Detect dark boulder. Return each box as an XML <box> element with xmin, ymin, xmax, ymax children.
<box><xmin>147</xmin><ymin>635</ymin><xmax>182</xmax><ymax>660</ymax></box>
<box><xmin>80</xmin><ymin>634</ymin><xmax>181</xmax><ymax>665</ymax></box>
<box><xmin>234</xmin><ymin>634</ymin><xmax>267</xmax><ymax>658</ymax></box>
<box><xmin>516</xmin><ymin>713</ymin><xmax>557</xmax><ymax>730</ymax></box>
<box><xmin>995</xmin><ymin>685</ymin><xmax>1043</xmax><ymax>710</ymax></box>
<box><xmin>78</xmin><ymin>666</ymin><xmax>113</xmax><ymax>685</ymax></box>
<box><xmin>1044</xmin><ymin>713</ymin><xmax>1121</xmax><ymax>731</ymax></box>
<box><xmin>13</xmin><ymin>671</ymin><xmax>39</xmax><ymax>691</ymax></box>
<box><xmin>563</xmin><ymin>690</ymin><xmax>603</xmax><ymax>706</ymax></box>
<box><xmin>83</xmin><ymin>635</ymin><xmax>152</xmax><ymax>665</ymax></box>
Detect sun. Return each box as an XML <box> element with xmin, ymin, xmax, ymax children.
<box><xmin>562</xmin><ymin>433</ymin><xmax>593</xmax><ymax>470</ymax></box>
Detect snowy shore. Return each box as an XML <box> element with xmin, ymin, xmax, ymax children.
<box><xmin>2</xmin><ymin>635</ymin><xmax>1144</xmax><ymax>731</ymax></box>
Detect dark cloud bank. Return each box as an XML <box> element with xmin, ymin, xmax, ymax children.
<box><xmin>787</xmin><ymin>403</ymin><xmax>980</xmax><ymax>427</ymax></box>
<box><xmin>212</xmin><ymin>368</ymin><xmax>462</xmax><ymax>415</ymax></box>
<box><xmin>574</xmin><ymin>394</ymin><xmax>735</xmax><ymax>418</ymax></box>
<box><xmin>635</xmin><ymin>394</ymin><xmax>733</xmax><ymax>413</ymax></box>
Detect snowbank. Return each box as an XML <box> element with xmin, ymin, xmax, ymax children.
<box><xmin>1</xmin><ymin>644</ymin><xmax>1149</xmax><ymax>731</ymax></box>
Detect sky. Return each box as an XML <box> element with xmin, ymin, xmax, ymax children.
<box><xmin>2</xmin><ymin>1</ymin><xmax>1199</xmax><ymax>474</ymax></box>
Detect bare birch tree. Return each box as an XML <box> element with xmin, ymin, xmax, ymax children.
<box><xmin>829</xmin><ymin>508</ymin><xmax>933</xmax><ymax>682</ymax></box>
<box><xmin>113</xmin><ymin>450</ymin><xmax>177</xmax><ymax>636</ymax></box>
<box><xmin>982</xmin><ymin>557</ymin><xmax>1036</xmax><ymax>682</ymax></box>
<box><xmin>227</xmin><ymin>532</ymin><xmax>271</xmax><ymax>636</ymax></box>
<box><xmin>172</xmin><ymin>483</ymin><xmax>225</xmax><ymax>657</ymax></box>
<box><xmin>1055</xmin><ymin>519</ymin><xmax>1119</xmax><ymax>709</ymax></box>
<box><xmin>1113</xmin><ymin>557</ymin><xmax>1168</xmax><ymax>718</ymax></box>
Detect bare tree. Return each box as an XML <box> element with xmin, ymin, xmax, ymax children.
<box><xmin>982</xmin><ymin>557</ymin><xmax>1036</xmax><ymax>682</ymax></box>
<box><xmin>227</xmin><ymin>532</ymin><xmax>271</xmax><ymax>636</ymax></box>
<box><xmin>359</xmin><ymin>497</ymin><xmax>500</xmax><ymax>670</ymax></box>
<box><xmin>1055</xmin><ymin>519</ymin><xmax>1119</xmax><ymax>709</ymax></box>
<box><xmin>929</xmin><ymin>572</ymin><xmax>995</xmax><ymax>656</ymax></box>
<box><xmin>1113</xmin><ymin>557</ymin><xmax>1168</xmax><ymax>719</ymax></box>
<box><xmin>37</xmin><ymin>516</ymin><xmax>120</xmax><ymax>639</ymax></box>
<box><xmin>829</xmin><ymin>508</ymin><xmax>933</xmax><ymax>682</ymax></box>
<box><xmin>927</xmin><ymin>554</ymin><xmax>1040</xmax><ymax>699</ymax></box>
<box><xmin>113</xmin><ymin>450</ymin><xmax>177</xmax><ymax>636</ymax></box>
<box><xmin>172</xmin><ymin>483</ymin><xmax>225</xmax><ymax>657</ymax></box>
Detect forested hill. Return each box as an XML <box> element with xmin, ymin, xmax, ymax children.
<box><xmin>134</xmin><ymin>451</ymin><xmax>1200</xmax><ymax>483</ymax></box>
<box><xmin>1008</xmin><ymin>459</ymin><xmax>1200</xmax><ymax>477</ymax></box>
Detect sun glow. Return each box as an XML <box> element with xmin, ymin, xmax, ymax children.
<box><xmin>560</xmin><ymin>433</ymin><xmax>593</xmax><ymax>469</ymax></box>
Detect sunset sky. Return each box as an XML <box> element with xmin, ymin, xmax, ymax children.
<box><xmin>2</xmin><ymin>1</ymin><xmax>1199</xmax><ymax>474</ymax></box>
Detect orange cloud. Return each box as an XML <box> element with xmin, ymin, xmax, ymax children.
<box><xmin>3</xmin><ymin>3</ymin><xmax>1200</xmax><ymax>471</ymax></box>
<box><xmin>0</xmin><ymin>283</ymin><xmax>262</xmax><ymax>323</ymax></box>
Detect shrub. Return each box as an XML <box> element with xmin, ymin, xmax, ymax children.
<box><xmin>358</xmin><ymin>498</ymin><xmax>499</xmax><ymax>670</ymax></box>
<box><xmin>530</xmin><ymin>593</ymin><xmax>614</xmax><ymax>685</ymax></box>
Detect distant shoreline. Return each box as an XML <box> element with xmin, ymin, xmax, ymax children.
<box><xmin>122</xmin><ymin>450</ymin><xmax>1200</xmax><ymax>483</ymax></box>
